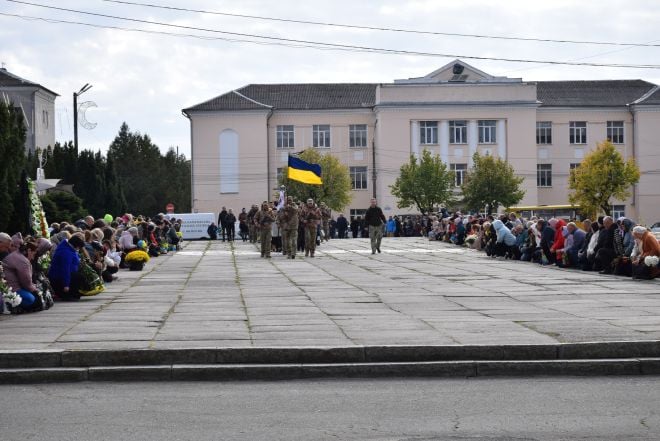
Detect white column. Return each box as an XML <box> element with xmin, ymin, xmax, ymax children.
<box><xmin>497</xmin><ymin>119</ymin><xmax>507</xmax><ymax>159</ymax></box>
<box><xmin>439</xmin><ymin>120</ymin><xmax>449</xmax><ymax>164</ymax></box>
<box><xmin>411</xmin><ymin>121</ymin><xmax>420</xmax><ymax>158</ymax></box>
<box><xmin>468</xmin><ymin>120</ymin><xmax>478</xmax><ymax>166</ymax></box>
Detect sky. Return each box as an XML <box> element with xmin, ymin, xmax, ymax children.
<box><xmin>1</xmin><ymin>0</ymin><xmax>659</xmax><ymax>158</ymax></box>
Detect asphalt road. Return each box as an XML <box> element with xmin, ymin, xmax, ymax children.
<box><xmin>1</xmin><ymin>377</ymin><xmax>659</xmax><ymax>440</ymax></box>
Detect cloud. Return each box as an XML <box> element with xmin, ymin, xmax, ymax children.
<box><xmin>1</xmin><ymin>0</ymin><xmax>658</xmax><ymax>158</ymax></box>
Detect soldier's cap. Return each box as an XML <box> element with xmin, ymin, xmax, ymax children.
<box><xmin>307</xmin><ymin>198</ymin><xmax>314</xmax><ymax>203</ymax></box>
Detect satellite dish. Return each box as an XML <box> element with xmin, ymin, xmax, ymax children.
<box><xmin>78</xmin><ymin>101</ymin><xmax>97</xmax><ymax>130</ymax></box>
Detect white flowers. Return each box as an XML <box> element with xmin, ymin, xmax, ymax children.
<box><xmin>644</xmin><ymin>256</ymin><xmax>659</xmax><ymax>267</ymax></box>
<box><xmin>2</xmin><ymin>288</ymin><xmax>23</xmax><ymax>310</ymax></box>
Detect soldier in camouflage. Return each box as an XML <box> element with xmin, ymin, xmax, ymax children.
<box><xmin>320</xmin><ymin>202</ymin><xmax>331</xmax><ymax>242</ymax></box>
<box><xmin>281</xmin><ymin>196</ymin><xmax>299</xmax><ymax>259</ymax></box>
<box><xmin>247</xmin><ymin>204</ymin><xmax>258</xmax><ymax>243</ymax></box>
<box><xmin>300</xmin><ymin>198</ymin><xmax>321</xmax><ymax>257</ymax></box>
<box><xmin>254</xmin><ymin>201</ymin><xmax>276</xmax><ymax>258</ymax></box>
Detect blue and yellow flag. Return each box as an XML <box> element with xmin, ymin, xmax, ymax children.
<box><xmin>288</xmin><ymin>156</ymin><xmax>322</xmax><ymax>185</ymax></box>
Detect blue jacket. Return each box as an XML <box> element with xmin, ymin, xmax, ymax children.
<box><xmin>493</xmin><ymin>220</ymin><xmax>517</xmax><ymax>246</ymax></box>
<box><xmin>569</xmin><ymin>228</ymin><xmax>586</xmax><ymax>252</ymax></box>
<box><xmin>48</xmin><ymin>240</ymin><xmax>80</xmax><ymax>287</ymax></box>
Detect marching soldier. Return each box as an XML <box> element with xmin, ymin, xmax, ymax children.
<box><xmin>247</xmin><ymin>204</ymin><xmax>259</xmax><ymax>243</ymax></box>
<box><xmin>281</xmin><ymin>196</ymin><xmax>299</xmax><ymax>259</ymax></box>
<box><xmin>300</xmin><ymin>198</ymin><xmax>321</xmax><ymax>257</ymax></box>
<box><xmin>320</xmin><ymin>202</ymin><xmax>332</xmax><ymax>242</ymax></box>
<box><xmin>254</xmin><ymin>201</ymin><xmax>276</xmax><ymax>258</ymax></box>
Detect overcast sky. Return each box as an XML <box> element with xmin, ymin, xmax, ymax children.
<box><xmin>1</xmin><ymin>0</ymin><xmax>658</xmax><ymax>158</ymax></box>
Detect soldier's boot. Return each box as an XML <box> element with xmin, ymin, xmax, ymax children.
<box><xmin>305</xmin><ymin>249</ymin><xmax>309</xmax><ymax>257</ymax></box>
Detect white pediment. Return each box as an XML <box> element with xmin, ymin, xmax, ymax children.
<box><xmin>395</xmin><ymin>59</ymin><xmax>520</xmax><ymax>84</ymax></box>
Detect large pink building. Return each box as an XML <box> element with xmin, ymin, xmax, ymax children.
<box><xmin>183</xmin><ymin>60</ymin><xmax>660</xmax><ymax>223</ymax></box>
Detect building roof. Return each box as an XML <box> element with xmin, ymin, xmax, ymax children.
<box><xmin>184</xmin><ymin>83</ymin><xmax>377</xmax><ymax>112</ymax></box>
<box><xmin>634</xmin><ymin>86</ymin><xmax>660</xmax><ymax>105</ymax></box>
<box><xmin>535</xmin><ymin>80</ymin><xmax>655</xmax><ymax>107</ymax></box>
<box><xmin>0</xmin><ymin>68</ymin><xmax>59</xmax><ymax>96</ymax></box>
<box><xmin>185</xmin><ymin>79</ymin><xmax>659</xmax><ymax>112</ymax></box>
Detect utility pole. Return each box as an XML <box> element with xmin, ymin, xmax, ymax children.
<box><xmin>73</xmin><ymin>83</ymin><xmax>92</xmax><ymax>153</ymax></box>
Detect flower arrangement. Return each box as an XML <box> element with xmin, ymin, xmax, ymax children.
<box><xmin>125</xmin><ymin>250</ymin><xmax>150</xmax><ymax>263</ymax></box>
<box><xmin>1</xmin><ymin>273</ymin><xmax>22</xmax><ymax>314</ymax></box>
<box><xmin>27</xmin><ymin>178</ymin><xmax>49</xmax><ymax>239</ymax></box>
<box><xmin>465</xmin><ymin>234</ymin><xmax>478</xmax><ymax>246</ymax></box>
<box><xmin>645</xmin><ymin>256</ymin><xmax>659</xmax><ymax>267</ymax></box>
<box><xmin>38</xmin><ymin>254</ymin><xmax>51</xmax><ymax>273</ymax></box>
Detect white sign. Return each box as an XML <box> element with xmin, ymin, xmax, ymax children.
<box><xmin>166</xmin><ymin>213</ymin><xmax>215</xmax><ymax>240</ymax></box>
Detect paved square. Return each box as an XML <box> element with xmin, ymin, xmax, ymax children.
<box><xmin>1</xmin><ymin>238</ymin><xmax>659</xmax><ymax>350</ymax></box>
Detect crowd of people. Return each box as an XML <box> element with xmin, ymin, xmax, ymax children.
<box><xmin>425</xmin><ymin>211</ymin><xmax>660</xmax><ymax>280</ymax></box>
<box><xmin>0</xmin><ymin>213</ymin><xmax>184</xmax><ymax>314</ymax></box>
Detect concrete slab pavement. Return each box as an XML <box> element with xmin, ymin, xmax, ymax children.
<box><xmin>1</xmin><ymin>237</ymin><xmax>659</xmax><ymax>352</ymax></box>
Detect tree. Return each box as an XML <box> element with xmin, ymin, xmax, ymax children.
<box><xmin>279</xmin><ymin>149</ymin><xmax>352</xmax><ymax>211</ymax></box>
<box><xmin>0</xmin><ymin>100</ymin><xmax>27</xmax><ymax>233</ymax></box>
<box><xmin>568</xmin><ymin>140</ymin><xmax>640</xmax><ymax>217</ymax></box>
<box><xmin>40</xmin><ymin>191</ymin><xmax>88</xmax><ymax>224</ymax></box>
<box><xmin>390</xmin><ymin>149</ymin><xmax>455</xmax><ymax>214</ymax></box>
<box><xmin>461</xmin><ymin>152</ymin><xmax>525</xmax><ymax>214</ymax></box>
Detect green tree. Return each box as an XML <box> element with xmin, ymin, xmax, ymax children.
<box><xmin>461</xmin><ymin>152</ymin><xmax>525</xmax><ymax>214</ymax></box>
<box><xmin>279</xmin><ymin>149</ymin><xmax>352</xmax><ymax>211</ymax></box>
<box><xmin>160</xmin><ymin>148</ymin><xmax>191</xmax><ymax>212</ymax></box>
<box><xmin>568</xmin><ymin>140</ymin><xmax>640</xmax><ymax>217</ymax></box>
<box><xmin>0</xmin><ymin>100</ymin><xmax>27</xmax><ymax>232</ymax></box>
<box><xmin>390</xmin><ymin>149</ymin><xmax>455</xmax><ymax>214</ymax></box>
<box><xmin>40</xmin><ymin>191</ymin><xmax>88</xmax><ymax>224</ymax></box>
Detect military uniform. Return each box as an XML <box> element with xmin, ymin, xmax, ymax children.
<box><xmin>247</xmin><ymin>205</ymin><xmax>258</xmax><ymax>243</ymax></box>
<box><xmin>300</xmin><ymin>201</ymin><xmax>321</xmax><ymax>257</ymax></box>
<box><xmin>320</xmin><ymin>204</ymin><xmax>332</xmax><ymax>242</ymax></box>
<box><xmin>254</xmin><ymin>203</ymin><xmax>276</xmax><ymax>257</ymax></box>
<box><xmin>281</xmin><ymin>199</ymin><xmax>299</xmax><ymax>259</ymax></box>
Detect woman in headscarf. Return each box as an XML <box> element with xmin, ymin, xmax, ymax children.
<box><xmin>2</xmin><ymin>237</ymin><xmax>42</xmax><ymax>312</ymax></box>
<box><xmin>48</xmin><ymin>234</ymin><xmax>85</xmax><ymax>301</ymax></box>
<box><xmin>631</xmin><ymin>226</ymin><xmax>660</xmax><ymax>280</ymax></box>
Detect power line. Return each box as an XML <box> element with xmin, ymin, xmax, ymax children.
<box><xmin>5</xmin><ymin>0</ymin><xmax>660</xmax><ymax>69</ymax></box>
<box><xmin>99</xmin><ymin>0</ymin><xmax>660</xmax><ymax>48</ymax></box>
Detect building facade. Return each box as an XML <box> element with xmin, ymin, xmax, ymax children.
<box><xmin>0</xmin><ymin>67</ymin><xmax>58</xmax><ymax>154</ymax></box>
<box><xmin>183</xmin><ymin>60</ymin><xmax>660</xmax><ymax>224</ymax></box>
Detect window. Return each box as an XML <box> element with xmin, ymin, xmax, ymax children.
<box><xmin>536</xmin><ymin>121</ymin><xmax>552</xmax><ymax>144</ymax></box>
<box><xmin>313</xmin><ymin>125</ymin><xmax>331</xmax><ymax>148</ymax></box>
<box><xmin>350</xmin><ymin>166</ymin><xmax>368</xmax><ymax>190</ymax></box>
<box><xmin>419</xmin><ymin>121</ymin><xmax>438</xmax><ymax>145</ymax></box>
<box><xmin>478</xmin><ymin>120</ymin><xmax>497</xmax><ymax>144</ymax></box>
<box><xmin>607</xmin><ymin>121</ymin><xmax>624</xmax><ymax>144</ymax></box>
<box><xmin>569</xmin><ymin>121</ymin><xmax>587</xmax><ymax>144</ymax></box>
<box><xmin>350</xmin><ymin>209</ymin><xmax>367</xmax><ymax>221</ymax></box>
<box><xmin>569</xmin><ymin>163</ymin><xmax>581</xmax><ymax>172</ymax></box>
<box><xmin>450</xmin><ymin>163</ymin><xmax>468</xmax><ymax>187</ymax></box>
<box><xmin>349</xmin><ymin>124</ymin><xmax>367</xmax><ymax>148</ymax></box>
<box><xmin>612</xmin><ymin>205</ymin><xmax>625</xmax><ymax>219</ymax></box>
<box><xmin>276</xmin><ymin>125</ymin><xmax>294</xmax><ymax>148</ymax></box>
<box><xmin>219</xmin><ymin>129</ymin><xmax>239</xmax><ymax>194</ymax></box>
<box><xmin>449</xmin><ymin>120</ymin><xmax>467</xmax><ymax>144</ymax></box>
<box><xmin>537</xmin><ymin>164</ymin><xmax>552</xmax><ymax>187</ymax></box>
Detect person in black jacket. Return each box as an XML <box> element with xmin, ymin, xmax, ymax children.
<box><xmin>336</xmin><ymin>214</ymin><xmax>348</xmax><ymax>239</ymax></box>
<box><xmin>364</xmin><ymin>198</ymin><xmax>387</xmax><ymax>254</ymax></box>
<box><xmin>217</xmin><ymin>207</ymin><xmax>228</xmax><ymax>242</ymax></box>
<box><xmin>537</xmin><ymin>219</ymin><xmax>556</xmax><ymax>265</ymax></box>
<box><xmin>594</xmin><ymin>216</ymin><xmax>616</xmax><ymax>273</ymax></box>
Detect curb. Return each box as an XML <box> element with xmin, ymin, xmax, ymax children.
<box><xmin>1</xmin><ymin>359</ymin><xmax>659</xmax><ymax>384</ymax></box>
<box><xmin>2</xmin><ymin>341</ymin><xmax>660</xmax><ymax>369</ymax></box>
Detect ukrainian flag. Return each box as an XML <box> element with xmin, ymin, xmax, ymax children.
<box><xmin>287</xmin><ymin>156</ymin><xmax>323</xmax><ymax>185</ymax></box>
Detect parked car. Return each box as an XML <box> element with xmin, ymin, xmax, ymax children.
<box><xmin>651</xmin><ymin>222</ymin><xmax>660</xmax><ymax>240</ymax></box>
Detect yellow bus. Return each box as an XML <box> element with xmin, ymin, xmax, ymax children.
<box><xmin>506</xmin><ymin>204</ymin><xmax>583</xmax><ymax>221</ymax></box>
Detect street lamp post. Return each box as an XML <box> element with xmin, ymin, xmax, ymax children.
<box><xmin>73</xmin><ymin>83</ymin><xmax>92</xmax><ymax>152</ymax></box>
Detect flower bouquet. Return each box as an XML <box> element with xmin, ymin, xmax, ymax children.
<box><xmin>38</xmin><ymin>254</ymin><xmax>51</xmax><ymax>273</ymax></box>
<box><xmin>27</xmin><ymin>178</ymin><xmax>49</xmax><ymax>239</ymax></box>
<box><xmin>77</xmin><ymin>255</ymin><xmax>105</xmax><ymax>296</ymax></box>
<box><xmin>125</xmin><ymin>250</ymin><xmax>150</xmax><ymax>271</ymax></box>
<box><xmin>645</xmin><ymin>256</ymin><xmax>659</xmax><ymax>267</ymax></box>
<box><xmin>465</xmin><ymin>234</ymin><xmax>478</xmax><ymax>246</ymax></box>
<box><xmin>1</xmin><ymin>270</ymin><xmax>22</xmax><ymax>314</ymax></box>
